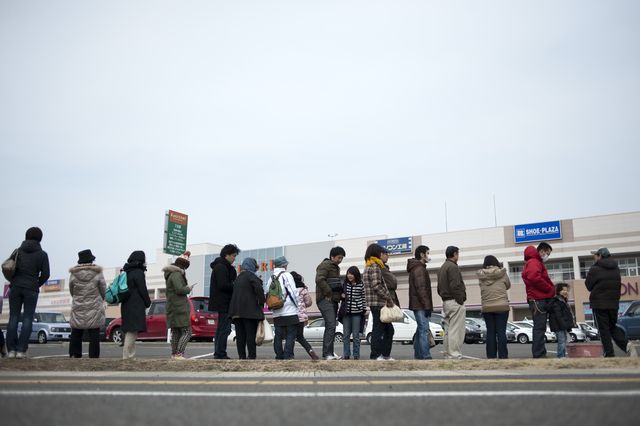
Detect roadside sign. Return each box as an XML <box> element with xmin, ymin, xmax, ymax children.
<box><xmin>163</xmin><ymin>210</ymin><xmax>188</xmax><ymax>256</ymax></box>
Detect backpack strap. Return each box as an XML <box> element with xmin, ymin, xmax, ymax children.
<box><xmin>279</xmin><ymin>272</ymin><xmax>298</xmax><ymax>308</ymax></box>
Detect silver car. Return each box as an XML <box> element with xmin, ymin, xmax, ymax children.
<box><xmin>18</xmin><ymin>311</ymin><xmax>72</xmax><ymax>344</ymax></box>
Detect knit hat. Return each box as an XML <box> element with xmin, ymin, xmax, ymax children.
<box><xmin>127</xmin><ymin>250</ymin><xmax>146</xmax><ymax>264</ymax></box>
<box><xmin>25</xmin><ymin>227</ymin><xmax>43</xmax><ymax>242</ymax></box>
<box><xmin>241</xmin><ymin>257</ymin><xmax>259</xmax><ymax>273</ymax></box>
<box><xmin>273</xmin><ymin>256</ymin><xmax>289</xmax><ymax>268</ymax></box>
<box><xmin>78</xmin><ymin>249</ymin><xmax>96</xmax><ymax>265</ymax></box>
<box><xmin>174</xmin><ymin>251</ymin><xmax>191</xmax><ymax>270</ymax></box>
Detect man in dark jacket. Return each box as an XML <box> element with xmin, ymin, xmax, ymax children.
<box><xmin>407</xmin><ymin>245</ymin><xmax>433</xmax><ymax>360</ymax></box>
<box><xmin>5</xmin><ymin>227</ymin><xmax>50</xmax><ymax>358</ymax></box>
<box><xmin>437</xmin><ymin>246</ymin><xmax>466</xmax><ymax>359</ymax></box>
<box><xmin>209</xmin><ymin>244</ymin><xmax>240</xmax><ymax>359</ymax></box>
<box><xmin>586</xmin><ymin>248</ymin><xmax>637</xmax><ymax>357</ymax></box>
<box><xmin>521</xmin><ymin>242</ymin><xmax>555</xmax><ymax>358</ymax></box>
<box><xmin>315</xmin><ymin>246</ymin><xmax>345</xmax><ymax>360</ymax></box>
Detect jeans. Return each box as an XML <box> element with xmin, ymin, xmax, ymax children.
<box><xmin>442</xmin><ymin>300</ymin><xmax>466</xmax><ymax>359</ymax></box>
<box><xmin>214</xmin><ymin>312</ymin><xmax>232</xmax><ymax>358</ymax></box>
<box><xmin>296</xmin><ymin>322</ymin><xmax>313</xmax><ymax>354</ymax></box>
<box><xmin>6</xmin><ymin>286</ymin><xmax>39</xmax><ymax>353</ymax></box>
<box><xmin>556</xmin><ymin>330</ymin><xmax>568</xmax><ymax>358</ymax></box>
<box><xmin>529</xmin><ymin>299</ymin><xmax>551</xmax><ymax>358</ymax></box>
<box><xmin>370</xmin><ymin>306</ymin><xmax>394</xmax><ymax>359</ymax></box>
<box><xmin>274</xmin><ymin>324</ymin><xmax>297</xmax><ymax>359</ymax></box>
<box><xmin>342</xmin><ymin>314</ymin><xmax>362</xmax><ymax>359</ymax></box>
<box><xmin>318</xmin><ymin>298</ymin><xmax>338</xmax><ymax>357</ymax></box>
<box><xmin>233</xmin><ymin>318</ymin><xmax>258</xmax><ymax>359</ymax></box>
<box><xmin>69</xmin><ymin>328</ymin><xmax>100</xmax><ymax>358</ymax></box>
<box><xmin>483</xmin><ymin>312</ymin><xmax>509</xmax><ymax>359</ymax></box>
<box><xmin>593</xmin><ymin>308</ymin><xmax>628</xmax><ymax>357</ymax></box>
<box><xmin>413</xmin><ymin>309</ymin><xmax>432</xmax><ymax>359</ymax></box>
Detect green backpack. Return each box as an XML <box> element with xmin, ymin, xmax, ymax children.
<box><xmin>105</xmin><ymin>272</ymin><xmax>129</xmax><ymax>304</ymax></box>
<box><xmin>266</xmin><ymin>272</ymin><xmax>285</xmax><ymax>310</ymax></box>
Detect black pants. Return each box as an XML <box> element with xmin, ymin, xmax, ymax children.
<box><xmin>593</xmin><ymin>308</ymin><xmax>628</xmax><ymax>357</ymax></box>
<box><xmin>296</xmin><ymin>322</ymin><xmax>313</xmax><ymax>353</ymax></box>
<box><xmin>529</xmin><ymin>299</ymin><xmax>551</xmax><ymax>358</ymax></box>
<box><xmin>233</xmin><ymin>318</ymin><xmax>259</xmax><ymax>360</ymax></box>
<box><xmin>69</xmin><ymin>328</ymin><xmax>100</xmax><ymax>358</ymax></box>
<box><xmin>370</xmin><ymin>306</ymin><xmax>394</xmax><ymax>359</ymax></box>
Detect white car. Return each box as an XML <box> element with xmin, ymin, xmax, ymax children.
<box><xmin>364</xmin><ymin>309</ymin><xmax>444</xmax><ymax>345</ymax></box>
<box><xmin>304</xmin><ymin>318</ymin><xmax>345</xmax><ymax>342</ymax></box>
<box><xmin>513</xmin><ymin>321</ymin><xmax>557</xmax><ymax>343</ymax></box>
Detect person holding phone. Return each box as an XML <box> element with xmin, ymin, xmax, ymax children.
<box><xmin>163</xmin><ymin>251</ymin><xmax>195</xmax><ymax>360</ymax></box>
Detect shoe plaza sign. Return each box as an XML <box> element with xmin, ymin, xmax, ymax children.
<box><xmin>514</xmin><ymin>220</ymin><xmax>562</xmax><ymax>244</ymax></box>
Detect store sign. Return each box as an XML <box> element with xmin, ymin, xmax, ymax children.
<box><xmin>374</xmin><ymin>237</ymin><xmax>413</xmax><ymax>255</ymax></box>
<box><xmin>42</xmin><ymin>279</ymin><xmax>62</xmax><ymax>292</ymax></box>
<box><xmin>163</xmin><ymin>210</ymin><xmax>188</xmax><ymax>256</ymax></box>
<box><xmin>514</xmin><ymin>220</ymin><xmax>562</xmax><ymax>244</ymax></box>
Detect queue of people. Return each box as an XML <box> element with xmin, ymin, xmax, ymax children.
<box><xmin>1</xmin><ymin>228</ymin><xmax>637</xmax><ymax>361</ymax></box>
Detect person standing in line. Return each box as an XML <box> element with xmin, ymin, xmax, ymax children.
<box><xmin>381</xmin><ymin>251</ymin><xmax>400</xmax><ymax>308</ymax></box>
<box><xmin>548</xmin><ymin>283</ymin><xmax>575</xmax><ymax>359</ymax></box>
<box><xmin>407</xmin><ymin>245</ymin><xmax>434</xmax><ymax>360</ymax></box>
<box><xmin>315</xmin><ymin>246</ymin><xmax>346</xmax><ymax>360</ymax></box>
<box><xmin>477</xmin><ymin>255</ymin><xmax>511</xmax><ymax>359</ymax></box>
<box><xmin>209</xmin><ymin>244</ymin><xmax>240</xmax><ymax>360</ymax></box>
<box><xmin>121</xmin><ymin>250</ymin><xmax>151</xmax><ymax>360</ymax></box>
<box><xmin>5</xmin><ymin>227</ymin><xmax>50</xmax><ymax>359</ymax></box>
<box><xmin>290</xmin><ymin>271</ymin><xmax>319</xmax><ymax>361</ymax></box>
<box><xmin>228</xmin><ymin>258</ymin><xmax>265</xmax><ymax>360</ymax></box>
<box><xmin>521</xmin><ymin>242</ymin><xmax>555</xmax><ymax>358</ymax></box>
<box><xmin>68</xmin><ymin>249</ymin><xmax>107</xmax><ymax>359</ymax></box>
<box><xmin>340</xmin><ymin>266</ymin><xmax>367</xmax><ymax>360</ymax></box>
<box><xmin>585</xmin><ymin>248</ymin><xmax>637</xmax><ymax>357</ymax></box>
<box><xmin>264</xmin><ymin>256</ymin><xmax>299</xmax><ymax>360</ymax></box>
<box><xmin>363</xmin><ymin>243</ymin><xmax>395</xmax><ymax>361</ymax></box>
<box><xmin>164</xmin><ymin>251</ymin><xmax>196</xmax><ymax>360</ymax></box>
<box><xmin>437</xmin><ymin>245</ymin><xmax>467</xmax><ymax>360</ymax></box>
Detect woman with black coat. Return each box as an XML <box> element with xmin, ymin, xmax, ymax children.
<box><xmin>121</xmin><ymin>251</ymin><xmax>151</xmax><ymax>359</ymax></box>
<box><xmin>228</xmin><ymin>258</ymin><xmax>265</xmax><ymax>360</ymax></box>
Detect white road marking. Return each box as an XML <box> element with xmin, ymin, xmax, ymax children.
<box><xmin>0</xmin><ymin>390</ymin><xmax>638</xmax><ymax>398</ymax></box>
<box><xmin>188</xmin><ymin>353</ymin><xmax>214</xmax><ymax>360</ymax></box>
<box><xmin>32</xmin><ymin>353</ymin><xmax>88</xmax><ymax>359</ymax></box>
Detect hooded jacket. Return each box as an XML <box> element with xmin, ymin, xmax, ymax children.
<box><xmin>208</xmin><ymin>256</ymin><xmax>237</xmax><ymax>312</ymax></box>
<box><xmin>315</xmin><ymin>258</ymin><xmax>342</xmax><ymax>303</ymax></box>
<box><xmin>120</xmin><ymin>261</ymin><xmax>151</xmax><ymax>333</ymax></box>
<box><xmin>163</xmin><ymin>264</ymin><xmax>192</xmax><ymax>328</ymax></box>
<box><xmin>548</xmin><ymin>295</ymin><xmax>575</xmax><ymax>332</ymax></box>
<box><xmin>521</xmin><ymin>246</ymin><xmax>555</xmax><ymax>301</ymax></box>
<box><xmin>228</xmin><ymin>270</ymin><xmax>265</xmax><ymax>321</ymax></box>
<box><xmin>9</xmin><ymin>240</ymin><xmax>50</xmax><ymax>292</ymax></box>
<box><xmin>585</xmin><ymin>258</ymin><xmax>622</xmax><ymax>310</ymax></box>
<box><xmin>69</xmin><ymin>264</ymin><xmax>107</xmax><ymax>329</ymax></box>
<box><xmin>407</xmin><ymin>258</ymin><xmax>433</xmax><ymax>311</ymax></box>
<box><xmin>477</xmin><ymin>266</ymin><xmax>511</xmax><ymax>313</ymax></box>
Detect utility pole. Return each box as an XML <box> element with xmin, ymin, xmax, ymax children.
<box><xmin>445</xmin><ymin>202</ymin><xmax>448</xmax><ymax>232</ymax></box>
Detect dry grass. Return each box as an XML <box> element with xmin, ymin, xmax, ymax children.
<box><xmin>1</xmin><ymin>357</ymin><xmax>639</xmax><ymax>373</ymax></box>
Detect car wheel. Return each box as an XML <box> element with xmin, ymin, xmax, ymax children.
<box><xmin>585</xmin><ymin>336</ymin><xmax>591</xmax><ymax>342</ymax></box>
<box><xmin>366</xmin><ymin>333</ymin><xmax>372</xmax><ymax>345</ymax></box>
<box><xmin>569</xmin><ymin>333</ymin><xmax>577</xmax><ymax>343</ymax></box>
<box><xmin>112</xmin><ymin>327</ymin><xmax>124</xmax><ymax>346</ymax></box>
<box><xmin>37</xmin><ymin>331</ymin><xmax>47</xmax><ymax>344</ymax></box>
<box><xmin>517</xmin><ymin>334</ymin><xmax>529</xmax><ymax>344</ymax></box>
<box><xmin>334</xmin><ymin>332</ymin><xmax>343</xmax><ymax>343</ymax></box>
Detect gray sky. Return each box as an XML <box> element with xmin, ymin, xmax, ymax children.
<box><xmin>1</xmin><ymin>1</ymin><xmax>639</xmax><ymax>280</ymax></box>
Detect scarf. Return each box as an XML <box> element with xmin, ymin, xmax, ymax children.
<box><xmin>365</xmin><ymin>256</ymin><xmax>385</xmax><ymax>269</ymax></box>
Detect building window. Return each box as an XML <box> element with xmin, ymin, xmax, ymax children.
<box><xmin>509</xmin><ymin>265</ymin><xmax>524</xmax><ymax>284</ymax></box>
<box><xmin>510</xmin><ymin>261</ymin><xmax>574</xmax><ymax>283</ymax></box>
<box><xmin>580</xmin><ymin>256</ymin><xmax>640</xmax><ymax>279</ymax></box>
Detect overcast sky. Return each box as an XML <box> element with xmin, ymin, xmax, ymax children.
<box><xmin>1</xmin><ymin>1</ymin><xmax>639</xmax><ymax>280</ymax></box>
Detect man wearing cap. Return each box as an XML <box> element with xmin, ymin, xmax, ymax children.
<box><xmin>264</xmin><ymin>256</ymin><xmax>299</xmax><ymax>360</ymax></box>
<box><xmin>586</xmin><ymin>248</ymin><xmax>637</xmax><ymax>357</ymax></box>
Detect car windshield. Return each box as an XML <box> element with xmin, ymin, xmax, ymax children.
<box><xmin>404</xmin><ymin>311</ymin><xmax>415</xmax><ymax>321</ymax></box>
<box><xmin>515</xmin><ymin>322</ymin><xmax>533</xmax><ymax>328</ymax></box>
<box><xmin>191</xmin><ymin>298</ymin><xmax>213</xmax><ymax>313</ymax></box>
<box><xmin>38</xmin><ymin>313</ymin><xmax>66</xmax><ymax>323</ymax></box>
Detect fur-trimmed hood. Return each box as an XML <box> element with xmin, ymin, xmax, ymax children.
<box><xmin>163</xmin><ymin>264</ymin><xmax>184</xmax><ymax>279</ymax></box>
<box><xmin>69</xmin><ymin>264</ymin><xmax>103</xmax><ymax>282</ymax></box>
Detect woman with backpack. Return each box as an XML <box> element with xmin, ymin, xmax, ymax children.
<box><xmin>120</xmin><ymin>250</ymin><xmax>151</xmax><ymax>359</ymax></box>
<box><xmin>69</xmin><ymin>249</ymin><xmax>107</xmax><ymax>358</ymax></box>
<box><xmin>339</xmin><ymin>266</ymin><xmax>367</xmax><ymax>360</ymax></box>
<box><xmin>163</xmin><ymin>252</ymin><xmax>196</xmax><ymax>360</ymax></box>
<box><xmin>228</xmin><ymin>258</ymin><xmax>266</xmax><ymax>360</ymax></box>
<box><xmin>290</xmin><ymin>271</ymin><xmax>319</xmax><ymax>361</ymax></box>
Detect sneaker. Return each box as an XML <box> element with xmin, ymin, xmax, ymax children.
<box><xmin>384</xmin><ymin>356</ymin><xmax>396</xmax><ymax>361</ymax></box>
<box><xmin>325</xmin><ymin>355</ymin><xmax>342</xmax><ymax>361</ymax></box>
<box><xmin>173</xmin><ymin>355</ymin><xmax>186</xmax><ymax>360</ymax></box>
<box><xmin>626</xmin><ymin>343</ymin><xmax>638</xmax><ymax>358</ymax></box>
<box><xmin>376</xmin><ymin>355</ymin><xmax>386</xmax><ymax>361</ymax></box>
<box><xmin>15</xmin><ymin>352</ymin><xmax>26</xmax><ymax>359</ymax></box>
<box><xmin>7</xmin><ymin>351</ymin><xmax>16</xmax><ymax>359</ymax></box>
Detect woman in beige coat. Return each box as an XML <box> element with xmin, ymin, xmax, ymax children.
<box><xmin>69</xmin><ymin>249</ymin><xmax>106</xmax><ymax>358</ymax></box>
<box><xmin>477</xmin><ymin>255</ymin><xmax>511</xmax><ymax>359</ymax></box>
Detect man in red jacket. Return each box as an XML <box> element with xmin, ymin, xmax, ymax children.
<box><xmin>521</xmin><ymin>242</ymin><xmax>555</xmax><ymax>358</ymax></box>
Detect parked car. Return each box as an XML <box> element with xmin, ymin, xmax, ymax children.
<box><xmin>83</xmin><ymin>317</ymin><xmax>115</xmax><ymax>342</ymax></box>
<box><xmin>106</xmin><ymin>297</ymin><xmax>218</xmax><ymax>344</ymax></box>
<box><xmin>513</xmin><ymin>320</ymin><xmax>557</xmax><ymax>343</ymax></box>
<box><xmin>362</xmin><ymin>310</ymin><xmax>444</xmax><ymax>345</ymax></box>
<box><xmin>508</xmin><ymin>322</ymin><xmax>533</xmax><ymax>344</ymax></box>
<box><xmin>304</xmin><ymin>318</ymin><xmax>344</xmax><ymax>342</ymax></box>
<box><xmin>568</xmin><ymin>326</ymin><xmax>587</xmax><ymax>343</ymax></box>
<box><xmin>429</xmin><ymin>312</ymin><xmax>480</xmax><ymax>344</ymax></box>
<box><xmin>578</xmin><ymin>322</ymin><xmax>599</xmax><ymax>341</ymax></box>
<box><xmin>18</xmin><ymin>311</ymin><xmax>71</xmax><ymax>344</ymax></box>
<box><xmin>617</xmin><ymin>300</ymin><xmax>640</xmax><ymax>340</ymax></box>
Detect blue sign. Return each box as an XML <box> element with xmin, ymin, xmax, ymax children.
<box><xmin>374</xmin><ymin>237</ymin><xmax>413</xmax><ymax>255</ymax></box>
<box><xmin>514</xmin><ymin>220</ymin><xmax>562</xmax><ymax>244</ymax></box>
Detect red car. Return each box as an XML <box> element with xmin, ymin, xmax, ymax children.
<box><xmin>106</xmin><ymin>297</ymin><xmax>218</xmax><ymax>344</ymax></box>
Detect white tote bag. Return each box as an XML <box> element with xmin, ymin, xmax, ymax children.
<box><xmin>256</xmin><ymin>318</ymin><xmax>274</xmax><ymax>346</ymax></box>
<box><xmin>380</xmin><ymin>304</ymin><xmax>404</xmax><ymax>323</ymax></box>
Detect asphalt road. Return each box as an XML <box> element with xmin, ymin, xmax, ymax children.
<box><xmin>21</xmin><ymin>339</ymin><xmax>630</xmax><ymax>360</ymax></box>
<box><xmin>1</xmin><ymin>369</ymin><xmax>638</xmax><ymax>426</ymax></box>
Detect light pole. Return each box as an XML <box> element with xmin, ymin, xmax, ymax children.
<box><xmin>328</xmin><ymin>233</ymin><xmax>338</xmax><ymax>241</ymax></box>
